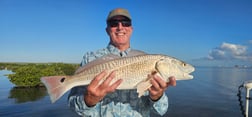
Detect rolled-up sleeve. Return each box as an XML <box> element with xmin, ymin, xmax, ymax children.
<box><xmin>150</xmin><ymin>94</ymin><xmax>169</xmax><ymax>116</ymax></box>
<box><xmin>68</xmin><ymin>89</ymin><xmax>101</xmax><ymax>116</ymax></box>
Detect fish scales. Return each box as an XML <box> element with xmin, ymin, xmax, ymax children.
<box><xmin>75</xmin><ymin>55</ymin><xmax>162</xmax><ymax>85</ymax></box>
<box><xmin>115</xmin><ymin>58</ymin><xmax>157</xmax><ymax>88</ymax></box>
<box><xmin>72</xmin><ymin>55</ymin><xmax>162</xmax><ymax>90</ymax></box>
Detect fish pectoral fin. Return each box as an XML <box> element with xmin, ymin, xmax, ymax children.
<box><xmin>136</xmin><ymin>80</ymin><xmax>152</xmax><ymax>98</ymax></box>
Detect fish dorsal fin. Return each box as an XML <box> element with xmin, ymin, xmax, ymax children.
<box><xmin>74</xmin><ymin>54</ymin><xmax>122</xmax><ymax>74</ymax></box>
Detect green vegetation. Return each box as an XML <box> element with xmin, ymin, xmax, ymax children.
<box><xmin>0</xmin><ymin>63</ymin><xmax>27</xmax><ymax>71</ymax></box>
<box><xmin>0</xmin><ymin>63</ymin><xmax>79</xmax><ymax>87</ymax></box>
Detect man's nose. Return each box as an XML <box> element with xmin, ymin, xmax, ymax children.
<box><xmin>116</xmin><ymin>22</ymin><xmax>123</xmax><ymax>30</ymax></box>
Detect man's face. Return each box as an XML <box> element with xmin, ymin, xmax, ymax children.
<box><xmin>106</xmin><ymin>16</ymin><xmax>133</xmax><ymax>48</ymax></box>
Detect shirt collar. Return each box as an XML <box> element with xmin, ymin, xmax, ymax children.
<box><xmin>107</xmin><ymin>43</ymin><xmax>131</xmax><ymax>57</ymax></box>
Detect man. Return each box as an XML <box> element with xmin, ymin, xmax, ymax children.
<box><xmin>68</xmin><ymin>8</ymin><xmax>176</xmax><ymax>117</ymax></box>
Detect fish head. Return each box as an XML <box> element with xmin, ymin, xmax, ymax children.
<box><xmin>156</xmin><ymin>56</ymin><xmax>195</xmax><ymax>81</ymax></box>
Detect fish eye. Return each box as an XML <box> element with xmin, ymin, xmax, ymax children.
<box><xmin>182</xmin><ymin>62</ymin><xmax>186</xmax><ymax>66</ymax></box>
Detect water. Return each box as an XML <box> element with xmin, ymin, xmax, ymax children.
<box><xmin>166</xmin><ymin>67</ymin><xmax>252</xmax><ymax>117</ymax></box>
<box><xmin>0</xmin><ymin>67</ymin><xmax>251</xmax><ymax>117</ymax></box>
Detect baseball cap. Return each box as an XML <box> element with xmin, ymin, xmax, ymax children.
<box><xmin>106</xmin><ymin>8</ymin><xmax>131</xmax><ymax>21</ymax></box>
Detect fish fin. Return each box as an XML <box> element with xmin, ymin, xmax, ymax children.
<box><xmin>136</xmin><ymin>72</ymin><xmax>158</xmax><ymax>97</ymax></box>
<box><xmin>136</xmin><ymin>80</ymin><xmax>152</xmax><ymax>98</ymax></box>
<box><xmin>40</xmin><ymin>76</ymin><xmax>69</xmax><ymax>103</ymax></box>
<box><xmin>75</xmin><ymin>52</ymin><xmax>147</xmax><ymax>74</ymax></box>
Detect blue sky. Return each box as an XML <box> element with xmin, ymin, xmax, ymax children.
<box><xmin>1</xmin><ymin>0</ymin><xmax>252</xmax><ymax>67</ymax></box>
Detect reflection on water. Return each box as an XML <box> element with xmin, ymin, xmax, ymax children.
<box><xmin>8</xmin><ymin>86</ymin><xmax>47</xmax><ymax>103</ymax></box>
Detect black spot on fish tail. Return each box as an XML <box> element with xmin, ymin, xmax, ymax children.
<box><xmin>60</xmin><ymin>77</ymin><xmax>65</xmax><ymax>83</ymax></box>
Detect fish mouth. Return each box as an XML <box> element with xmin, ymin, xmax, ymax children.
<box><xmin>188</xmin><ymin>74</ymin><xmax>194</xmax><ymax>79</ymax></box>
<box><xmin>183</xmin><ymin>73</ymin><xmax>194</xmax><ymax>79</ymax></box>
<box><xmin>189</xmin><ymin>67</ymin><xmax>195</xmax><ymax>79</ymax></box>
<box><xmin>175</xmin><ymin>73</ymin><xmax>193</xmax><ymax>81</ymax></box>
<box><xmin>182</xmin><ymin>66</ymin><xmax>195</xmax><ymax>79</ymax></box>
<box><xmin>182</xmin><ymin>67</ymin><xmax>195</xmax><ymax>79</ymax></box>
<box><xmin>187</xmin><ymin>66</ymin><xmax>195</xmax><ymax>73</ymax></box>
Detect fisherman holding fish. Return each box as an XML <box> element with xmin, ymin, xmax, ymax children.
<box><xmin>68</xmin><ymin>8</ymin><xmax>177</xmax><ymax>116</ymax></box>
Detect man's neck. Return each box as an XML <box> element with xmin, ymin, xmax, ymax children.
<box><xmin>110</xmin><ymin>43</ymin><xmax>130</xmax><ymax>51</ymax></box>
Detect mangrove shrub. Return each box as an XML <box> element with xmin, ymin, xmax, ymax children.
<box><xmin>8</xmin><ymin>63</ymin><xmax>79</xmax><ymax>87</ymax></box>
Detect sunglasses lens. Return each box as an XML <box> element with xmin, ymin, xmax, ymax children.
<box><xmin>121</xmin><ymin>21</ymin><xmax>131</xmax><ymax>27</ymax></box>
<box><xmin>108</xmin><ymin>20</ymin><xmax>131</xmax><ymax>27</ymax></box>
<box><xmin>109</xmin><ymin>21</ymin><xmax>119</xmax><ymax>27</ymax></box>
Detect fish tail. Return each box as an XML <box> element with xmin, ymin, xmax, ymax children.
<box><xmin>40</xmin><ymin>76</ymin><xmax>69</xmax><ymax>103</ymax></box>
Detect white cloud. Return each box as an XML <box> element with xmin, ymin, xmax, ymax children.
<box><xmin>221</xmin><ymin>42</ymin><xmax>247</xmax><ymax>56</ymax></box>
<box><xmin>207</xmin><ymin>42</ymin><xmax>252</xmax><ymax>61</ymax></box>
<box><xmin>207</xmin><ymin>49</ymin><xmax>225</xmax><ymax>60</ymax></box>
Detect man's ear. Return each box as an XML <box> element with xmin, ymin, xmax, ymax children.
<box><xmin>105</xmin><ymin>27</ymin><xmax>109</xmax><ymax>35</ymax></box>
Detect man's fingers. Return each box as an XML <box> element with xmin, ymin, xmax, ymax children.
<box><xmin>153</xmin><ymin>75</ymin><xmax>167</xmax><ymax>89</ymax></box>
<box><xmin>150</xmin><ymin>78</ymin><xmax>160</xmax><ymax>90</ymax></box>
<box><xmin>107</xmin><ymin>79</ymin><xmax>123</xmax><ymax>93</ymax></box>
<box><xmin>167</xmin><ymin>76</ymin><xmax>176</xmax><ymax>86</ymax></box>
<box><xmin>89</xmin><ymin>70</ymin><xmax>107</xmax><ymax>88</ymax></box>
<box><xmin>102</xmin><ymin>71</ymin><xmax>116</xmax><ymax>86</ymax></box>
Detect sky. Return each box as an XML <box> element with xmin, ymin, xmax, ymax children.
<box><xmin>0</xmin><ymin>0</ymin><xmax>252</xmax><ymax>67</ymax></box>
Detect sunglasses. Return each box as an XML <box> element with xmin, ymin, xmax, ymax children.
<box><xmin>107</xmin><ymin>20</ymin><xmax>132</xmax><ymax>27</ymax></box>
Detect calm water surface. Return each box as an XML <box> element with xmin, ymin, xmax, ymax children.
<box><xmin>0</xmin><ymin>67</ymin><xmax>251</xmax><ymax>117</ymax></box>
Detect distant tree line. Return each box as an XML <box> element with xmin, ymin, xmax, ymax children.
<box><xmin>0</xmin><ymin>63</ymin><xmax>27</xmax><ymax>71</ymax></box>
<box><xmin>0</xmin><ymin>63</ymin><xmax>79</xmax><ymax>87</ymax></box>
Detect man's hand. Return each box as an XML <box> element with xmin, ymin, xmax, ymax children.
<box><xmin>149</xmin><ymin>75</ymin><xmax>176</xmax><ymax>101</ymax></box>
<box><xmin>84</xmin><ymin>71</ymin><xmax>123</xmax><ymax>107</ymax></box>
